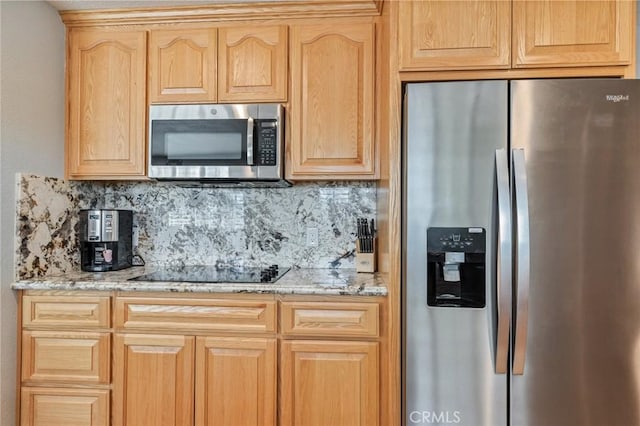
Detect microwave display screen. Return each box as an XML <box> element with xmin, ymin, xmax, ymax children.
<box><xmin>151</xmin><ymin>119</ymin><xmax>247</xmax><ymax>165</ymax></box>
<box><xmin>165</xmin><ymin>133</ymin><xmax>242</xmax><ymax>160</ymax></box>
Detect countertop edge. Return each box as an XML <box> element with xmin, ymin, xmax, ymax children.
<box><xmin>11</xmin><ymin>268</ymin><xmax>389</xmax><ymax>297</ymax></box>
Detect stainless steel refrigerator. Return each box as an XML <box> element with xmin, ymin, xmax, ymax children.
<box><xmin>403</xmin><ymin>79</ymin><xmax>640</xmax><ymax>426</ymax></box>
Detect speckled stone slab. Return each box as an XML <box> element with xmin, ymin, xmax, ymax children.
<box><xmin>11</xmin><ymin>267</ymin><xmax>388</xmax><ymax>297</ymax></box>
<box><xmin>16</xmin><ymin>174</ymin><xmax>376</xmax><ymax>280</ymax></box>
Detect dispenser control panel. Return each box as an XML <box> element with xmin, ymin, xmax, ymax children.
<box><xmin>426</xmin><ymin>227</ymin><xmax>486</xmax><ymax>308</ymax></box>
<box><xmin>427</xmin><ymin>227</ymin><xmax>485</xmax><ymax>253</ymax></box>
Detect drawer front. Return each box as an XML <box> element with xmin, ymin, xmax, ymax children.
<box><xmin>22</xmin><ymin>331</ymin><xmax>110</xmax><ymax>385</ymax></box>
<box><xmin>115</xmin><ymin>297</ymin><xmax>277</xmax><ymax>333</ymax></box>
<box><xmin>23</xmin><ymin>295</ymin><xmax>111</xmax><ymax>329</ymax></box>
<box><xmin>280</xmin><ymin>301</ymin><xmax>379</xmax><ymax>338</ymax></box>
<box><xmin>21</xmin><ymin>386</ymin><xmax>110</xmax><ymax>426</ymax></box>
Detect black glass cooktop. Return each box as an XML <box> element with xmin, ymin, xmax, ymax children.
<box><xmin>129</xmin><ymin>265</ymin><xmax>290</xmax><ymax>284</ymax></box>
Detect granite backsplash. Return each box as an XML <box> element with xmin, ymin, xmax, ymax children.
<box><xmin>16</xmin><ymin>174</ymin><xmax>376</xmax><ymax>279</ymax></box>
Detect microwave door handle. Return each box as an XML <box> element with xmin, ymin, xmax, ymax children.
<box><xmin>246</xmin><ymin>117</ymin><xmax>255</xmax><ymax>166</ymax></box>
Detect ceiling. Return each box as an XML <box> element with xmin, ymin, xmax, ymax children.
<box><xmin>46</xmin><ymin>0</ymin><xmax>264</xmax><ymax>11</ymax></box>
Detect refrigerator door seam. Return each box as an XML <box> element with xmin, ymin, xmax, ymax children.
<box><xmin>512</xmin><ymin>148</ymin><xmax>531</xmax><ymax>375</ymax></box>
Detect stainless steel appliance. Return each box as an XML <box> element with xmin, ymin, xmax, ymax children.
<box><xmin>148</xmin><ymin>103</ymin><xmax>288</xmax><ymax>185</ymax></box>
<box><xmin>79</xmin><ymin>209</ymin><xmax>133</xmax><ymax>272</ymax></box>
<box><xmin>403</xmin><ymin>79</ymin><xmax>640</xmax><ymax>426</ymax></box>
<box><xmin>130</xmin><ymin>265</ymin><xmax>290</xmax><ymax>283</ymax></box>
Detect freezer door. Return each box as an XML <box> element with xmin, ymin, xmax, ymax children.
<box><xmin>510</xmin><ymin>79</ymin><xmax>640</xmax><ymax>426</ymax></box>
<box><xmin>403</xmin><ymin>81</ymin><xmax>508</xmax><ymax>426</ymax></box>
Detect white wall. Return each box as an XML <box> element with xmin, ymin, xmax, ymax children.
<box><xmin>0</xmin><ymin>1</ymin><xmax>65</xmax><ymax>423</ymax></box>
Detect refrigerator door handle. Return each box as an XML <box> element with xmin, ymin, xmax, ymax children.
<box><xmin>512</xmin><ymin>148</ymin><xmax>530</xmax><ymax>375</ymax></box>
<box><xmin>495</xmin><ymin>149</ymin><xmax>512</xmax><ymax>375</ymax></box>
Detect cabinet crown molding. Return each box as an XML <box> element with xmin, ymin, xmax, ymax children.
<box><xmin>60</xmin><ymin>0</ymin><xmax>383</xmax><ymax>26</ymax></box>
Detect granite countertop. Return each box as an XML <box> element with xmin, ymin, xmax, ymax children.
<box><xmin>11</xmin><ymin>266</ymin><xmax>388</xmax><ymax>297</ymax></box>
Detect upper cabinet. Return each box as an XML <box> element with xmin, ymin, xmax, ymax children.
<box><xmin>399</xmin><ymin>0</ymin><xmax>511</xmax><ymax>70</ymax></box>
<box><xmin>512</xmin><ymin>0</ymin><xmax>634</xmax><ymax>68</ymax></box>
<box><xmin>289</xmin><ymin>21</ymin><xmax>376</xmax><ymax>179</ymax></box>
<box><xmin>148</xmin><ymin>28</ymin><xmax>217</xmax><ymax>103</ymax></box>
<box><xmin>148</xmin><ymin>25</ymin><xmax>287</xmax><ymax>104</ymax></box>
<box><xmin>66</xmin><ymin>29</ymin><xmax>147</xmax><ymax>179</ymax></box>
<box><xmin>218</xmin><ymin>25</ymin><xmax>288</xmax><ymax>102</ymax></box>
<box><xmin>399</xmin><ymin>0</ymin><xmax>634</xmax><ymax>71</ymax></box>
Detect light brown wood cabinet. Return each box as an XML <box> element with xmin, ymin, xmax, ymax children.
<box><xmin>148</xmin><ymin>25</ymin><xmax>288</xmax><ymax>104</ymax></box>
<box><xmin>281</xmin><ymin>340</ymin><xmax>379</xmax><ymax>426</ymax></box>
<box><xmin>218</xmin><ymin>25</ymin><xmax>288</xmax><ymax>103</ymax></box>
<box><xmin>66</xmin><ymin>29</ymin><xmax>147</xmax><ymax>180</ymax></box>
<box><xmin>195</xmin><ymin>337</ymin><xmax>277</xmax><ymax>425</ymax></box>
<box><xmin>399</xmin><ymin>0</ymin><xmax>634</xmax><ymax>71</ymax></box>
<box><xmin>279</xmin><ymin>300</ymin><xmax>380</xmax><ymax>426</ymax></box>
<box><xmin>288</xmin><ymin>21</ymin><xmax>376</xmax><ymax>179</ymax></box>
<box><xmin>399</xmin><ymin>0</ymin><xmax>511</xmax><ymax>70</ymax></box>
<box><xmin>19</xmin><ymin>293</ymin><xmax>112</xmax><ymax>426</ymax></box>
<box><xmin>21</xmin><ymin>387</ymin><xmax>110</xmax><ymax>426</ymax></box>
<box><xmin>113</xmin><ymin>333</ymin><xmax>195</xmax><ymax>426</ymax></box>
<box><xmin>148</xmin><ymin>28</ymin><xmax>218</xmax><ymax>103</ymax></box>
<box><xmin>512</xmin><ymin>0</ymin><xmax>634</xmax><ymax>68</ymax></box>
<box><xmin>112</xmin><ymin>296</ymin><xmax>277</xmax><ymax>426</ymax></box>
<box><xmin>18</xmin><ymin>292</ymin><xmax>383</xmax><ymax>426</ymax></box>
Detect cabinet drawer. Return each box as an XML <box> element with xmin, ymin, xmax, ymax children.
<box><xmin>22</xmin><ymin>295</ymin><xmax>111</xmax><ymax>329</ymax></box>
<box><xmin>22</xmin><ymin>331</ymin><xmax>110</xmax><ymax>385</ymax></box>
<box><xmin>21</xmin><ymin>386</ymin><xmax>109</xmax><ymax>426</ymax></box>
<box><xmin>115</xmin><ymin>297</ymin><xmax>277</xmax><ymax>333</ymax></box>
<box><xmin>280</xmin><ymin>302</ymin><xmax>379</xmax><ymax>338</ymax></box>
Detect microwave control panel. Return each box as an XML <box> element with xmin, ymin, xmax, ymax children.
<box><xmin>256</xmin><ymin>120</ymin><xmax>278</xmax><ymax>166</ymax></box>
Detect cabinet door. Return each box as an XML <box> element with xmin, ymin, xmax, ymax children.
<box><xmin>289</xmin><ymin>22</ymin><xmax>376</xmax><ymax>179</ymax></box>
<box><xmin>66</xmin><ymin>29</ymin><xmax>147</xmax><ymax>179</ymax></box>
<box><xmin>113</xmin><ymin>334</ymin><xmax>195</xmax><ymax>426</ymax></box>
<box><xmin>148</xmin><ymin>28</ymin><xmax>217</xmax><ymax>103</ymax></box>
<box><xmin>218</xmin><ymin>26</ymin><xmax>287</xmax><ymax>102</ymax></box>
<box><xmin>399</xmin><ymin>1</ymin><xmax>511</xmax><ymax>70</ymax></box>
<box><xmin>195</xmin><ymin>337</ymin><xmax>276</xmax><ymax>426</ymax></box>
<box><xmin>513</xmin><ymin>0</ymin><xmax>634</xmax><ymax>68</ymax></box>
<box><xmin>21</xmin><ymin>387</ymin><xmax>109</xmax><ymax>426</ymax></box>
<box><xmin>281</xmin><ymin>340</ymin><xmax>379</xmax><ymax>426</ymax></box>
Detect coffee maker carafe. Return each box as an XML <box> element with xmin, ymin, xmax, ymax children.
<box><xmin>79</xmin><ymin>209</ymin><xmax>133</xmax><ymax>272</ymax></box>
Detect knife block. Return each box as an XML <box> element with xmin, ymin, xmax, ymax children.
<box><xmin>356</xmin><ymin>238</ymin><xmax>377</xmax><ymax>273</ymax></box>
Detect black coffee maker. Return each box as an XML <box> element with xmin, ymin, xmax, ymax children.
<box><xmin>79</xmin><ymin>209</ymin><xmax>133</xmax><ymax>272</ymax></box>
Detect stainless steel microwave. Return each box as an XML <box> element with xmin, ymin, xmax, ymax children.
<box><xmin>148</xmin><ymin>103</ymin><xmax>287</xmax><ymax>185</ymax></box>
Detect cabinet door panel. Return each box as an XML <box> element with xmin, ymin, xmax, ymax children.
<box><xmin>113</xmin><ymin>334</ymin><xmax>194</xmax><ymax>426</ymax></box>
<box><xmin>289</xmin><ymin>22</ymin><xmax>376</xmax><ymax>178</ymax></box>
<box><xmin>22</xmin><ymin>331</ymin><xmax>110</xmax><ymax>384</ymax></box>
<box><xmin>218</xmin><ymin>26</ymin><xmax>287</xmax><ymax>102</ymax></box>
<box><xmin>67</xmin><ymin>29</ymin><xmax>146</xmax><ymax>179</ymax></box>
<box><xmin>281</xmin><ymin>340</ymin><xmax>379</xmax><ymax>426</ymax></box>
<box><xmin>195</xmin><ymin>337</ymin><xmax>276</xmax><ymax>426</ymax></box>
<box><xmin>148</xmin><ymin>28</ymin><xmax>217</xmax><ymax>103</ymax></box>
<box><xmin>513</xmin><ymin>0</ymin><xmax>633</xmax><ymax>67</ymax></box>
<box><xmin>21</xmin><ymin>387</ymin><xmax>109</xmax><ymax>426</ymax></box>
<box><xmin>399</xmin><ymin>0</ymin><xmax>511</xmax><ymax>70</ymax></box>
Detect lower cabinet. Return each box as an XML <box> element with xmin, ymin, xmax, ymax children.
<box><xmin>20</xmin><ymin>387</ymin><xmax>109</xmax><ymax>426</ymax></box>
<box><xmin>113</xmin><ymin>333</ymin><xmax>277</xmax><ymax>426</ymax></box>
<box><xmin>280</xmin><ymin>340</ymin><xmax>379</xmax><ymax>426</ymax></box>
<box><xmin>19</xmin><ymin>293</ymin><xmax>112</xmax><ymax>426</ymax></box>
<box><xmin>19</xmin><ymin>292</ymin><xmax>383</xmax><ymax>426</ymax></box>
<box><xmin>113</xmin><ymin>334</ymin><xmax>195</xmax><ymax>426</ymax></box>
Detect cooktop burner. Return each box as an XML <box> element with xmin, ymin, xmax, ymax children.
<box><xmin>129</xmin><ymin>265</ymin><xmax>290</xmax><ymax>284</ymax></box>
